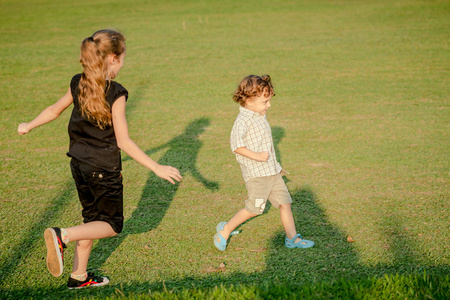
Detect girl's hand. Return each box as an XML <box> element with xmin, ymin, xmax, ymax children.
<box><xmin>18</xmin><ymin>123</ymin><xmax>30</xmax><ymax>135</ymax></box>
<box><xmin>256</xmin><ymin>151</ymin><xmax>269</xmax><ymax>162</ymax></box>
<box><xmin>154</xmin><ymin>164</ymin><xmax>182</xmax><ymax>184</ymax></box>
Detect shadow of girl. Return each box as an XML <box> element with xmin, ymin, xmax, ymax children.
<box><xmin>89</xmin><ymin>117</ymin><xmax>218</xmax><ymax>268</ymax></box>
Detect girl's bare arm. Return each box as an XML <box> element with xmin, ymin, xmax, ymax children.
<box><xmin>18</xmin><ymin>87</ymin><xmax>73</xmax><ymax>135</ymax></box>
<box><xmin>111</xmin><ymin>96</ymin><xmax>182</xmax><ymax>184</ymax></box>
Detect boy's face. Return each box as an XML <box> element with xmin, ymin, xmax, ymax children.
<box><xmin>246</xmin><ymin>93</ymin><xmax>272</xmax><ymax>115</ymax></box>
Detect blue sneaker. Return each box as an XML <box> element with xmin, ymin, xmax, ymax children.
<box><xmin>285</xmin><ymin>234</ymin><xmax>314</xmax><ymax>248</ymax></box>
<box><xmin>214</xmin><ymin>222</ymin><xmax>227</xmax><ymax>251</ymax></box>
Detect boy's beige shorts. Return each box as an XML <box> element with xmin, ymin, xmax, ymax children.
<box><xmin>244</xmin><ymin>170</ymin><xmax>292</xmax><ymax>215</ymax></box>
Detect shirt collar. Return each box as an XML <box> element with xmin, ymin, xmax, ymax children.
<box><xmin>239</xmin><ymin>106</ymin><xmax>265</xmax><ymax>119</ymax></box>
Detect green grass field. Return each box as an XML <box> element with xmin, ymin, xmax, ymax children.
<box><xmin>0</xmin><ymin>0</ymin><xmax>449</xmax><ymax>299</ymax></box>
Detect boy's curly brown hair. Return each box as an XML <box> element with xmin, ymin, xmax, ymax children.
<box><xmin>233</xmin><ymin>74</ymin><xmax>275</xmax><ymax>106</ymax></box>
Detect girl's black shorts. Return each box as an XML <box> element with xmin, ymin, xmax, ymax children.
<box><xmin>70</xmin><ymin>158</ymin><xmax>124</xmax><ymax>233</ymax></box>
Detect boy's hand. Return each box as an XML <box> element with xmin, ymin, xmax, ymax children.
<box><xmin>256</xmin><ymin>151</ymin><xmax>269</xmax><ymax>162</ymax></box>
<box><xmin>18</xmin><ymin>123</ymin><xmax>30</xmax><ymax>135</ymax></box>
<box><xmin>234</xmin><ymin>147</ymin><xmax>270</xmax><ymax>162</ymax></box>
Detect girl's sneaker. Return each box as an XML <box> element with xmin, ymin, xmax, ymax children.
<box><xmin>67</xmin><ymin>273</ymin><xmax>110</xmax><ymax>289</ymax></box>
<box><xmin>44</xmin><ymin>227</ymin><xmax>66</xmax><ymax>277</ymax></box>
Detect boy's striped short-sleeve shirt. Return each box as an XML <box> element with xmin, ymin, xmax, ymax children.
<box><xmin>230</xmin><ymin>106</ymin><xmax>282</xmax><ymax>182</ymax></box>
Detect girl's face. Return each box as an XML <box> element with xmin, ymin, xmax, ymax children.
<box><xmin>246</xmin><ymin>93</ymin><xmax>272</xmax><ymax>115</ymax></box>
<box><xmin>109</xmin><ymin>51</ymin><xmax>126</xmax><ymax>79</ymax></box>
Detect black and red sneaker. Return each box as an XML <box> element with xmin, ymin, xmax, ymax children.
<box><xmin>67</xmin><ymin>273</ymin><xmax>110</xmax><ymax>289</ymax></box>
<box><xmin>44</xmin><ymin>227</ymin><xmax>66</xmax><ymax>277</ymax></box>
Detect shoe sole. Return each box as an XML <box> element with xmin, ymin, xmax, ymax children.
<box><xmin>285</xmin><ymin>241</ymin><xmax>315</xmax><ymax>249</ymax></box>
<box><xmin>44</xmin><ymin>228</ymin><xmax>63</xmax><ymax>277</ymax></box>
<box><xmin>214</xmin><ymin>233</ymin><xmax>226</xmax><ymax>251</ymax></box>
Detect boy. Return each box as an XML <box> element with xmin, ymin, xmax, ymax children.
<box><xmin>214</xmin><ymin>74</ymin><xmax>314</xmax><ymax>251</ymax></box>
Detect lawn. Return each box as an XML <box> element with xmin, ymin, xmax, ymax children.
<box><xmin>0</xmin><ymin>0</ymin><xmax>448</xmax><ymax>299</ymax></box>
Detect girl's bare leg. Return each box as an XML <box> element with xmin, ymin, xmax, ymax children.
<box><xmin>65</xmin><ymin>221</ymin><xmax>117</xmax><ymax>275</ymax></box>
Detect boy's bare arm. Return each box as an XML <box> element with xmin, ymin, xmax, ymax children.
<box><xmin>234</xmin><ymin>147</ymin><xmax>269</xmax><ymax>162</ymax></box>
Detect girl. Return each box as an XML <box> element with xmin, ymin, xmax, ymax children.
<box><xmin>18</xmin><ymin>29</ymin><xmax>182</xmax><ymax>289</ymax></box>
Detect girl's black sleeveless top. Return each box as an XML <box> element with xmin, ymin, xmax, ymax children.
<box><xmin>67</xmin><ymin>74</ymin><xmax>128</xmax><ymax>171</ymax></box>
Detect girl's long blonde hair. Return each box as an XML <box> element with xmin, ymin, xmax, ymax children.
<box><xmin>78</xmin><ymin>29</ymin><xmax>126</xmax><ymax>129</ymax></box>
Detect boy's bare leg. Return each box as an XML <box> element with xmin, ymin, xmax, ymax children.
<box><xmin>220</xmin><ymin>209</ymin><xmax>258</xmax><ymax>240</ymax></box>
<box><xmin>279</xmin><ymin>203</ymin><xmax>303</xmax><ymax>244</ymax></box>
